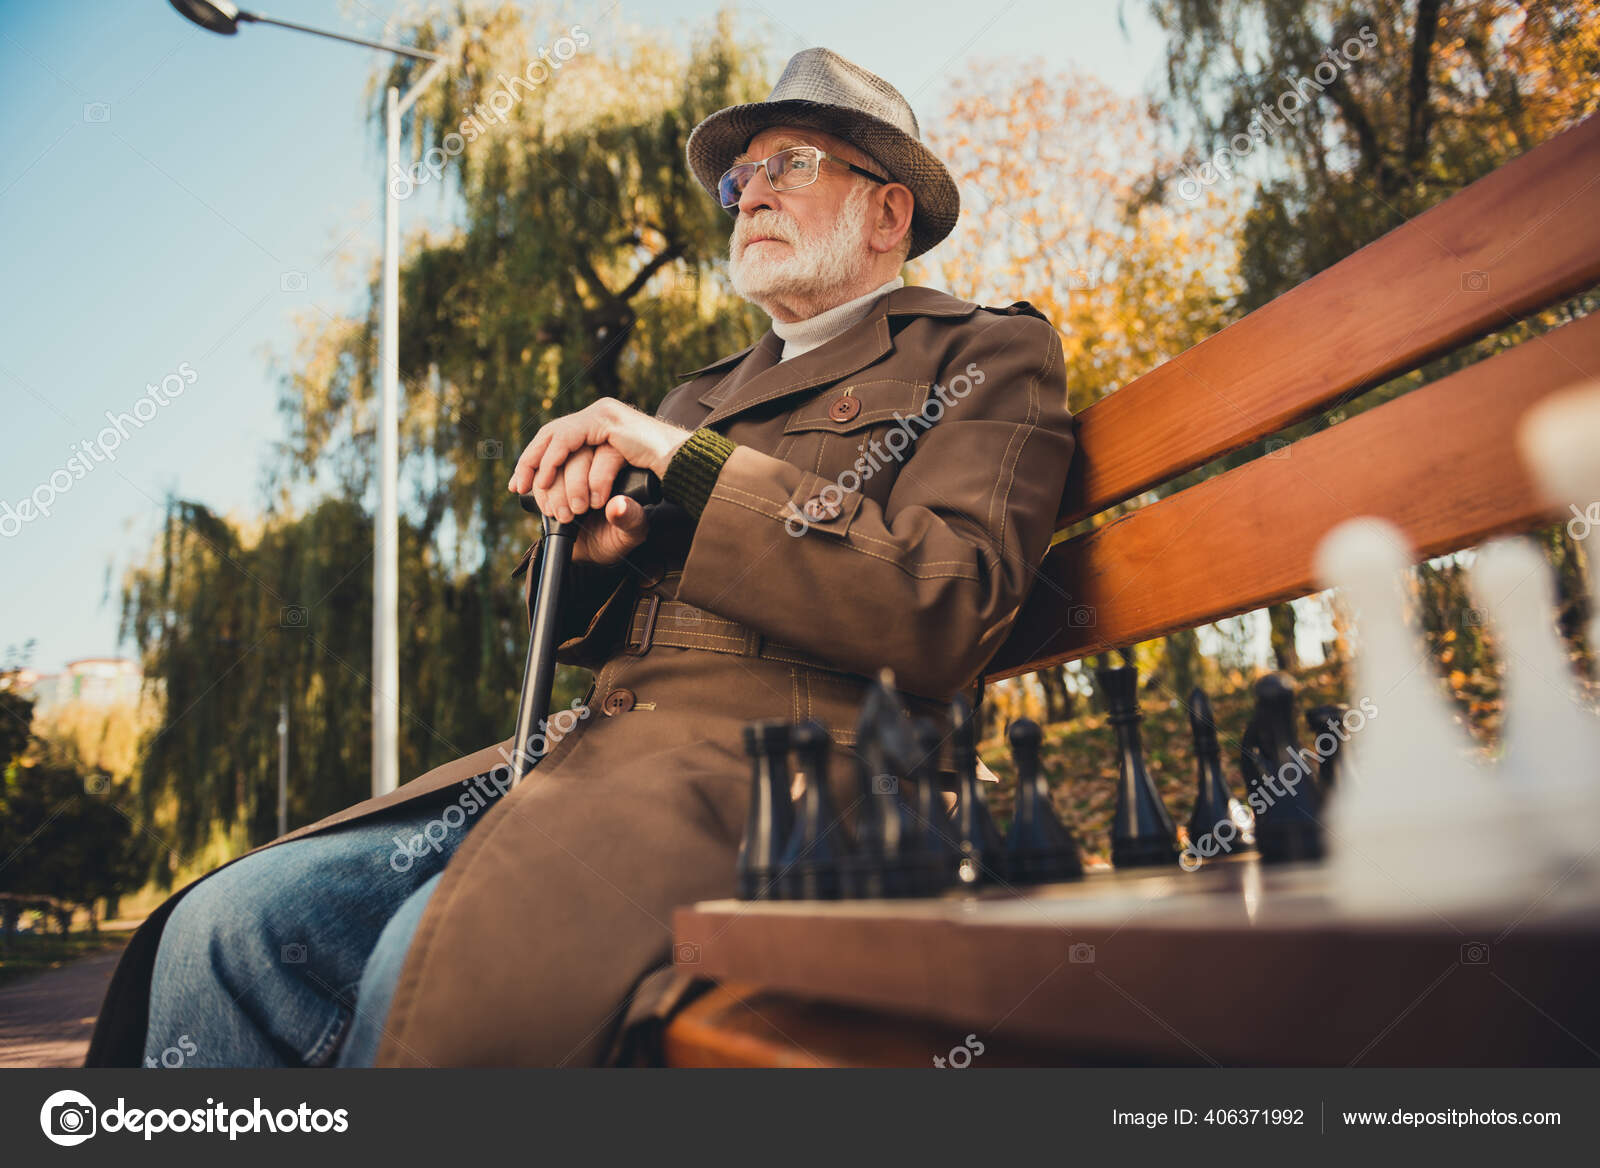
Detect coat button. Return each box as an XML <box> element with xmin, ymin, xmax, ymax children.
<box><xmin>601</xmin><ymin>687</ymin><xmax>636</xmax><ymax>716</ymax></box>
<box><xmin>802</xmin><ymin>495</ymin><xmax>841</xmax><ymax>522</ymax></box>
<box><xmin>827</xmin><ymin>395</ymin><xmax>860</xmax><ymax>423</ymax></box>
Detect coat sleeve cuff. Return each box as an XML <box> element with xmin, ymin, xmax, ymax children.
<box><xmin>660</xmin><ymin>427</ymin><xmax>737</xmax><ymax>521</ymax></box>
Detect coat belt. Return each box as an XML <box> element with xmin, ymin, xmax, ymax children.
<box><xmin>619</xmin><ymin>593</ymin><xmax>967</xmax><ymax>775</ymax></box>
<box><xmin>623</xmin><ymin>593</ymin><xmax>849</xmax><ymax>675</ymax></box>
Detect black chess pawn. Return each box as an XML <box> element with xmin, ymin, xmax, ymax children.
<box><xmin>778</xmin><ymin>719</ymin><xmax>852</xmax><ymax>900</ymax></box>
<box><xmin>736</xmin><ymin>720</ymin><xmax>795</xmax><ymax>900</ymax></box>
<box><xmin>1002</xmin><ymin>718</ymin><xmax>1085</xmax><ymax>884</ymax></box>
<box><xmin>949</xmin><ymin>695</ymin><xmax>1006</xmax><ymax>887</ymax></box>
<box><xmin>1244</xmin><ymin>673</ymin><xmax>1324</xmax><ymax>863</ymax></box>
<box><xmin>907</xmin><ymin>718</ymin><xmax>960</xmax><ymax>895</ymax></box>
<box><xmin>1305</xmin><ymin>706</ymin><xmax>1348</xmax><ymax>791</ymax></box>
<box><xmin>1096</xmin><ymin>661</ymin><xmax>1179</xmax><ymax>868</ymax></box>
<box><xmin>840</xmin><ymin>671</ymin><xmax>918</xmax><ymax>898</ymax></box>
<box><xmin>1186</xmin><ymin>687</ymin><xmax>1253</xmax><ymax>859</ymax></box>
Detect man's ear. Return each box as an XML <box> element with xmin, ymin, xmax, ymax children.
<box><xmin>869</xmin><ymin>183</ymin><xmax>915</xmax><ymax>255</ymax></box>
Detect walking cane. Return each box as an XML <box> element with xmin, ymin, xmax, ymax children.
<box><xmin>509</xmin><ymin>465</ymin><xmax>661</xmax><ymax>789</ymax></box>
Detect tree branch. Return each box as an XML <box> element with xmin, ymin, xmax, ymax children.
<box><xmin>1404</xmin><ymin>0</ymin><xmax>1445</xmax><ymax>177</ymax></box>
<box><xmin>574</xmin><ymin>255</ymin><xmax>612</xmax><ymax>304</ymax></box>
<box><xmin>617</xmin><ymin>243</ymin><xmax>684</xmax><ymax>303</ymax></box>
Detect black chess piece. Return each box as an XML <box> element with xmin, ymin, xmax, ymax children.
<box><xmin>1305</xmin><ymin>705</ymin><xmax>1348</xmax><ymax>791</ymax></box>
<box><xmin>1096</xmin><ymin>660</ymin><xmax>1179</xmax><ymax>868</ymax></box>
<box><xmin>1244</xmin><ymin>672</ymin><xmax>1323</xmax><ymax>862</ymax></box>
<box><xmin>1002</xmin><ymin>718</ymin><xmax>1085</xmax><ymax>884</ymax></box>
<box><xmin>907</xmin><ymin>718</ymin><xmax>960</xmax><ymax>895</ymax></box>
<box><xmin>778</xmin><ymin>719</ymin><xmax>851</xmax><ymax>900</ymax></box>
<box><xmin>840</xmin><ymin>672</ymin><xmax>918</xmax><ymax>898</ymax></box>
<box><xmin>736</xmin><ymin>720</ymin><xmax>795</xmax><ymax>900</ymax></box>
<box><xmin>1186</xmin><ymin>686</ymin><xmax>1252</xmax><ymax>858</ymax></box>
<box><xmin>950</xmin><ymin>695</ymin><xmax>1006</xmax><ymax>886</ymax></box>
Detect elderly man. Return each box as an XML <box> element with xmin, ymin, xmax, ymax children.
<box><xmin>87</xmin><ymin>47</ymin><xmax>1074</xmax><ymax>1068</ymax></box>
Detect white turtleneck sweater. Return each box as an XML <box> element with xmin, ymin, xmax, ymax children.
<box><xmin>770</xmin><ymin>276</ymin><xmax>905</xmax><ymax>362</ymax></box>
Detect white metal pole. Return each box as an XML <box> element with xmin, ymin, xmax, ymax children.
<box><xmin>374</xmin><ymin>83</ymin><xmax>402</xmax><ymax>797</ymax></box>
<box><xmin>277</xmin><ymin>696</ymin><xmax>289</xmax><ymax>838</ymax></box>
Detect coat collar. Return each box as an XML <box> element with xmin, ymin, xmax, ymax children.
<box><xmin>678</xmin><ymin>285</ymin><xmax>983</xmax><ymax>429</ymax></box>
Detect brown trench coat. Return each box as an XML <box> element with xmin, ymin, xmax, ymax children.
<box><xmin>86</xmin><ymin>283</ymin><xmax>1075</xmax><ymax>1067</ymax></box>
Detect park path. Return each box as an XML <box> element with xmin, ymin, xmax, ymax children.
<box><xmin>0</xmin><ymin>944</ymin><xmax>126</xmax><ymax>1068</ymax></box>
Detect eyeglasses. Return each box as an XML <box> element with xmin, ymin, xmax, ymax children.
<box><xmin>717</xmin><ymin>145</ymin><xmax>889</xmax><ymax>212</ymax></box>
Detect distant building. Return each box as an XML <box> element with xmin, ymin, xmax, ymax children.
<box><xmin>13</xmin><ymin>657</ymin><xmax>144</xmax><ymax>715</ymax></box>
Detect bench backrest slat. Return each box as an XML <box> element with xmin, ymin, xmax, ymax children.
<box><xmin>985</xmin><ymin>308</ymin><xmax>1600</xmax><ymax>680</ymax></box>
<box><xmin>1057</xmin><ymin>114</ymin><xmax>1600</xmax><ymax>527</ymax></box>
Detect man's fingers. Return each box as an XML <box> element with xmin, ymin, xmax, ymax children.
<box><xmin>562</xmin><ymin>448</ymin><xmax>594</xmax><ymax>519</ymax></box>
<box><xmin>606</xmin><ymin>495</ymin><xmax>647</xmax><ymax>536</ymax></box>
<box><xmin>587</xmin><ymin>445</ymin><xmax>627</xmax><ymax>507</ymax></box>
<box><xmin>509</xmin><ymin>427</ymin><xmax>554</xmax><ymax>494</ymax></box>
<box><xmin>533</xmin><ymin>427</ymin><xmax>580</xmax><ymax>493</ymax></box>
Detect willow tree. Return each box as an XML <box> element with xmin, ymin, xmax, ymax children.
<box><xmin>121</xmin><ymin>8</ymin><xmax>773</xmax><ymax>864</ymax></box>
<box><xmin>274</xmin><ymin>4</ymin><xmax>769</xmax><ymax>575</ymax></box>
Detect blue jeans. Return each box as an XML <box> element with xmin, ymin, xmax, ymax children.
<box><xmin>143</xmin><ymin>776</ymin><xmax>504</xmax><ymax>1068</ymax></box>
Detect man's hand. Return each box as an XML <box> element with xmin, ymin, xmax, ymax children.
<box><xmin>567</xmin><ymin>479</ymin><xmax>650</xmax><ymax>565</ymax></box>
<box><xmin>507</xmin><ymin>400</ymin><xmax>692</xmax><ymax>564</ymax></box>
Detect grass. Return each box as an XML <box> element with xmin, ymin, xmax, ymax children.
<box><xmin>0</xmin><ymin>922</ymin><xmax>139</xmax><ymax>988</ymax></box>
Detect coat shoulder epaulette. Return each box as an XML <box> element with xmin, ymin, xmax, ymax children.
<box><xmin>979</xmin><ymin>299</ymin><xmax>1052</xmax><ymax>323</ymax></box>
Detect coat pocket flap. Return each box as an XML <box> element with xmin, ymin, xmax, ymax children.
<box><xmin>781</xmin><ymin>378</ymin><xmax>932</xmax><ymax>435</ymax></box>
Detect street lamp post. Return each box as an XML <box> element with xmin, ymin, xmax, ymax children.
<box><xmin>168</xmin><ymin>1</ymin><xmax>451</xmax><ymax>796</ymax></box>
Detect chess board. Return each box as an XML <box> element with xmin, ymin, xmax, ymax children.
<box><xmin>672</xmin><ymin>855</ymin><xmax>1600</xmax><ymax>1066</ymax></box>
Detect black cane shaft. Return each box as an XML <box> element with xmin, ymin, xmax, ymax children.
<box><xmin>509</xmin><ymin>465</ymin><xmax>661</xmax><ymax>789</ymax></box>
<box><xmin>510</xmin><ymin>517</ymin><xmax>576</xmax><ymax>788</ymax></box>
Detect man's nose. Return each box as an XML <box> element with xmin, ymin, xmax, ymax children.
<box><xmin>736</xmin><ymin>164</ymin><xmax>779</xmax><ymax>217</ymax></box>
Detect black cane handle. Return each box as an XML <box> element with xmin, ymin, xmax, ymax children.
<box><xmin>517</xmin><ymin>465</ymin><xmax>662</xmax><ymax>526</ymax></box>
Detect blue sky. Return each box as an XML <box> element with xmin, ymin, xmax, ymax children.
<box><xmin>1</xmin><ymin>0</ymin><xmax>1167</xmax><ymax>675</ymax></box>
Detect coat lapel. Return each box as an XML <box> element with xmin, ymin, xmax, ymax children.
<box><xmin>681</xmin><ymin>286</ymin><xmax>986</xmax><ymax>430</ymax></box>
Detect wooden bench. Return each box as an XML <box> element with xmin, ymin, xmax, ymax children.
<box><xmin>655</xmin><ymin>113</ymin><xmax>1600</xmax><ymax>1067</ymax></box>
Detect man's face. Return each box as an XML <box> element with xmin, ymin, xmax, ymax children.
<box><xmin>725</xmin><ymin>126</ymin><xmax>884</xmax><ymax>306</ymax></box>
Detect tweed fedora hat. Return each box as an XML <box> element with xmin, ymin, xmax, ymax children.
<box><xmin>686</xmin><ymin>47</ymin><xmax>960</xmax><ymax>260</ymax></box>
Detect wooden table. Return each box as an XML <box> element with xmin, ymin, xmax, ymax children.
<box><xmin>668</xmin><ymin>857</ymin><xmax>1600</xmax><ymax>1066</ymax></box>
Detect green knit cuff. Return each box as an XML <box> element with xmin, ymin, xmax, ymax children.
<box><xmin>661</xmin><ymin>427</ymin><xmax>737</xmax><ymax>521</ymax></box>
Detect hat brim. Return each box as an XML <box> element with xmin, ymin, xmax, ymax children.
<box><xmin>686</xmin><ymin>99</ymin><xmax>959</xmax><ymax>261</ymax></box>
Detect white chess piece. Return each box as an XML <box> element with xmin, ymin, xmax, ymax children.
<box><xmin>1518</xmin><ymin>382</ymin><xmax>1600</xmax><ymax>665</ymax></box>
<box><xmin>1314</xmin><ymin>519</ymin><xmax>1519</xmax><ymax>915</ymax></box>
<box><xmin>1514</xmin><ymin>383</ymin><xmax>1600</xmax><ymax>896</ymax></box>
<box><xmin>1468</xmin><ymin>538</ymin><xmax>1600</xmax><ymax>883</ymax></box>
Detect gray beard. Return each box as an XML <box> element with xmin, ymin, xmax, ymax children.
<box><xmin>728</xmin><ymin>184</ymin><xmax>876</xmax><ymax>312</ymax></box>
